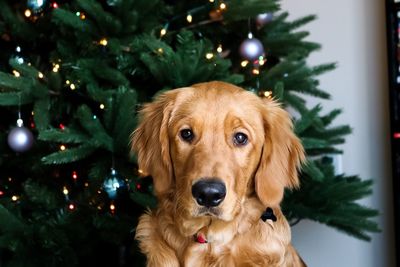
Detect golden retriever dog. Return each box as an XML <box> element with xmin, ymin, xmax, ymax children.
<box><xmin>132</xmin><ymin>81</ymin><xmax>306</xmax><ymax>267</ymax></box>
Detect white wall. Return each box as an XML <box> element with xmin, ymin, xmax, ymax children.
<box><xmin>280</xmin><ymin>0</ymin><xmax>395</xmax><ymax>266</ymax></box>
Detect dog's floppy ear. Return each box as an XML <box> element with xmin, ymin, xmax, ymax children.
<box><xmin>131</xmin><ymin>90</ymin><xmax>178</xmax><ymax>197</ymax></box>
<box><xmin>255</xmin><ymin>99</ymin><xmax>305</xmax><ymax>206</ymax></box>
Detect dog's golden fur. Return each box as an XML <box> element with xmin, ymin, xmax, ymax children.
<box><xmin>132</xmin><ymin>81</ymin><xmax>306</xmax><ymax>266</ymax></box>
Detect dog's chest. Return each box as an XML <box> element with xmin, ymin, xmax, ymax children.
<box><xmin>183</xmin><ymin>221</ymin><xmax>286</xmax><ymax>267</ymax></box>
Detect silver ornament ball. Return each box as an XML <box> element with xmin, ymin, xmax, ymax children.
<box><xmin>239</xmin><ymin>37</ymin><xmax>265</xmax><ymax>61</ymax></box>
<box><xmin>8</xmin><ymin>126</ymin><xmax>34</xmax><ymax>152</ymax></box>
<box><xmin>27</xmin><ymin>0</ymin><xmax>47</xmax><ymax>13</ymax></box>
<box><xmin>256</xmin><ymin>13</ymin><xmax>273</xmax><ymax>27</ymax></box>
<box><xmin>103</xmin><ymin>169</ymin><xmax>127</xmax><ymax>200</ymax></box>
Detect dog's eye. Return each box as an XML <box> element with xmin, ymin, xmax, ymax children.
<box><xmin>233</xmin><ymin>132</ymin><xmax>248</xmax><ymax>146</ymax></box>
<box><xmin>180</xmin><ymin>129</ymin><xmax>194</xmax><ymax>142</ymax></box>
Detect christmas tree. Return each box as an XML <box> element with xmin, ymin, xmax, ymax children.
<box><xmin>0</xmin><ymin>0</ymin><xmax>379</xmax><ymax>266</ymax></box>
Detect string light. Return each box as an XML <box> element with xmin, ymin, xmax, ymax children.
<box><xmin>186</xmin><ymin>13</ymin><xmax>193</xmax><ymax>23</ymax></box>
<box><xmin>209</xmin><ymin>0</ymin><xmax>214</xmax><ymax>2</ymax></box>
<box><xmin>263</xmin><ymin>91</ymin><xmax>273</xmax><ymax>98</ymax></box>
<box><xmin>252</xmin><ymin>68</ymin><xmax>260</xmax><ymax>75</ymax></box>
<box><xmin>38</xmin><ymin>72</ymin><xmax>44</xmax><ymax>79</ymax></box>
<box><xmin>52</xmin><ymin>63</ymin><xmax>60</xmax><ymax>72</ymax></box>
<box><xmin>65</xmin><ymin>80</ymin><xmax>70</xmax><ymax>85</ymax></box>
<box><xmin>72</xmin><ymin>171</ymin><xmax>78</xmax><ymax>180</ymax></box>
<box><xmin>60</xmin><ymin>145</ymin><xmax>66</xmax><ymax>151</ymax></box>
<box><xmin>11</xmin><ymin>195</ymin><xmax>19</xmax><ymax>202</ymax></box>
<box><xmin>258</xmin><ymin>56</ymin><xmax>266</xmax><ymax>66</ymax></box>
<box><xmin>52</xmin><ymin>2</ymin><xmax>59</xmax><ymax>8</ymax></box>
<box><xmin>219</xmin><ymin>2</ymin><xmax>227</xmax><ymax>10</ymax></box>
<box><xmin>205</xmin><ymin>53</ymin><xmax>214</xmax><ymax>59</ymax></box>
<box><xmin>110</xmin><ymin>203</ymin><xmax>116</xmax><ymax>212</ymax></box>
<box><xmin>68</xmin><ymin>203</ymin><xmax>75</xmax><ymax>210</ymax></box>
<box><xmin>84</xmin><ymin>182</ymin><xmax>89</xmax><ymax>187</ymax></box>
<box><xmin>12</xmin><ymin>70</ymin><xmax>20</xmax><ymax>77</ymax></box>
<box><xmin>80</xmin><ymin>13</ymin><xmax>86</xmax><ymax>20</ymax></box>
<box><xmin>0</xmin><ymin>191</ymin><xmax>4</xmax><ymax>196</ymax></box>
<box><xmin>70</xmin><ymin>83</ymin><xmax>76</xmax><ymax>90</ymax></box>
<box><xmin>217</xmin><ymin>44</ymin><xmax>223</xmax><ymax>53</ymax></box>
<box><xmin>160</xmin><ymin>28</ymin><xmax>167</xmax><ymax>37</ymax></box>
<box><xmin>59</xmin><ymin>123</ymin><xmax>65</xmax><ymax>130</ymax></box>
<box><xmin>63</xmin><ymin>186</ymin><xmax>69</xmax><ymax>195</ymax></box>
<box><xmin>241</xmin><ymin>60</ymin><xmax>249</xmax><ymax>67</ymax></box>
<box><xmin>8</xmin><ymin>177</ymin><xmax>12</xmax><ymax>182</ymax></box>
<box><xmin>99</xmin><ymin>38</ymin><xmax>108</xmax><ymax>46</ymax></box>
<box><xmin>24</xmin><ymin>9</ymin><xmax>32</xmax><ymax>18</ymax></box>
<box><xmin>99</xmin><ymin>104</ymin><xmax>105</xmax><ymax>109</ymax></box>
<box><xmin>157</xmin><ymin>48</ymin><xmax>164</xmax><ymax>54</ymax></box>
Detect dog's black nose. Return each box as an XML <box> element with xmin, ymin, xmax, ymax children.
<box><xmin>192</xmin><ymin>179</ymin><xmax>226</xmax><ymax>207</ymax></box>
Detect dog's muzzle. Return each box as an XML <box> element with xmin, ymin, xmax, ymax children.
<box><xmin>191</xmin><ymin>178</ymin><xmax>226</xmax><ymax>208</ymax></box>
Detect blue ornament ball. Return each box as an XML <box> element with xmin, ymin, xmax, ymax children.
<box><xmin>7</xmin><ymin>126</ymin><xmax>34</xmax><ymax>152</ymax></box>
<box><xmin>256</xmin><ymin>13</ymin><xmax>273</xmax><ymax>27</ymax></box>
<box><xmin>27</xmin><ymin>0</ymin><xmax>47</xmax><ymax>14</ymax></box>
<box><xmin>103</xmin><ymin>169</ymin><xmax>127</xmax><ymax>200</ymax></box>
<box><xmin>239</xmin><ymin>37</ymin><xmax>265</xmax><ymax>61</ymax></box>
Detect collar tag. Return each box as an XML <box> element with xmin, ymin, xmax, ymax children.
<box><xmin>194</xmin><ymin>232</ymin><xmax>208</xmax><ymax>244</ymax></box>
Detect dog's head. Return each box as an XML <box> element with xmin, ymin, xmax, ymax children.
<box><xmin>132</xmin><ymin>81</ymin><xmax>304</xmax><ymax>224</ymax></box>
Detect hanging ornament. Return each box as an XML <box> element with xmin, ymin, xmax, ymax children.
<box><xmin>11</xmin><ymin>46</ymin><xmax>25</xmax><ymax>65</ymax></box>
<box><xmin>8</xmin><ymin>118</ymin><xmax>34</xmax><ymax>152</ymax></box>
<box><xmin>256</xmin><ymin>13</ymin><xmax>273</xmax><ymax>28</ymax></box>
<box><xmin>27</xmin><ymin>0</ymin><xmax>47</xmax><ymax>14</ymax></box>
<box><xmin>106</xmin><ymin>0</ymin><xmax>120</xmax><ymax>6</ymax></box>
<box><xmin>103</xmin><ymin>168</ymin><xmax>127</xmax><ymax>200</ymax></box>
<box><xmin>239</xmin><ymin>33</ymin><xmax>265</xmax><ymax>61</ymax></box>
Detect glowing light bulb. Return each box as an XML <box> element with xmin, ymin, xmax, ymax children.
<box><xmin>220</xmin><ymin>3</ymin><xmax>227</xmax><ymax>10</ymax></box>
<box><xmin>99</xmin><ymin>104</ymin><xmax>105</xmax><ymax>109</ymax></box>
<box><xmin>99</xmin><ymin>38</ymin><xmax>108</xmax><ymax>46</ymax></box>
<box><xmin>63</xmin><ymin>186</ymin><xmax>69</xmax><ymax>195</ymax></box>
<box><xmin>70</xmin><ymin>84</ymin><xmax>76</xmax><ymax>90</ymax></box>
<box><xmin>38</xmin><ymin>72</ymin><xmax>44</xmax><ymax>79</ymax></box>
<box><xmin>263</xmin><ymin>91</ymin><xmax>272</xmax><ymax>98</ymax></box>
<box><xmin>11</xmin><ymin>195</ymin><xmax>18</xmax><ymax>202</ymax></box>
<box><xmin>160</xmin><ymin>28</ymin><xmax>167</xmax><ymax>37</ymax></box>
<box><xmin>217</xmin><ymin>45</ymin><xmax>223</xmax><ymax>53</ymax></box>
<box><xmin>52</xmin><ymin>63</ymin><xmax>60</xmax><ymax>72</ymax></box>
<box><xmin>68</xmin><ymin>203</ymin><xmax>75</xmax><ymax>210</ymax></box>
<box><xmin>13</xmin><ymin>70</ymin><xmax>20</xmax><ymax>77</ymax></box>
<box><xmin>205</xmin><ymin>53</ymin><xmax>214</xmax><ymax>59</ymax></box>
<box><xmin>186</xmin><ymin>14</ymin><xmax>193</xmax><ymax>23</ymax></box>
<box><xmin>241</xmin><ymin>60</ymin><xmax>249</xmax><ymax>67</ymax></box>
<box><xmin>60</xmin><ymin>145</ymin><xmax>66</xmax><ymax>151</ymax></box>
<box><xmin>24</xmin><ymin>9</ymin><xmax>32</xmax><ymax>17</ymax></box>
